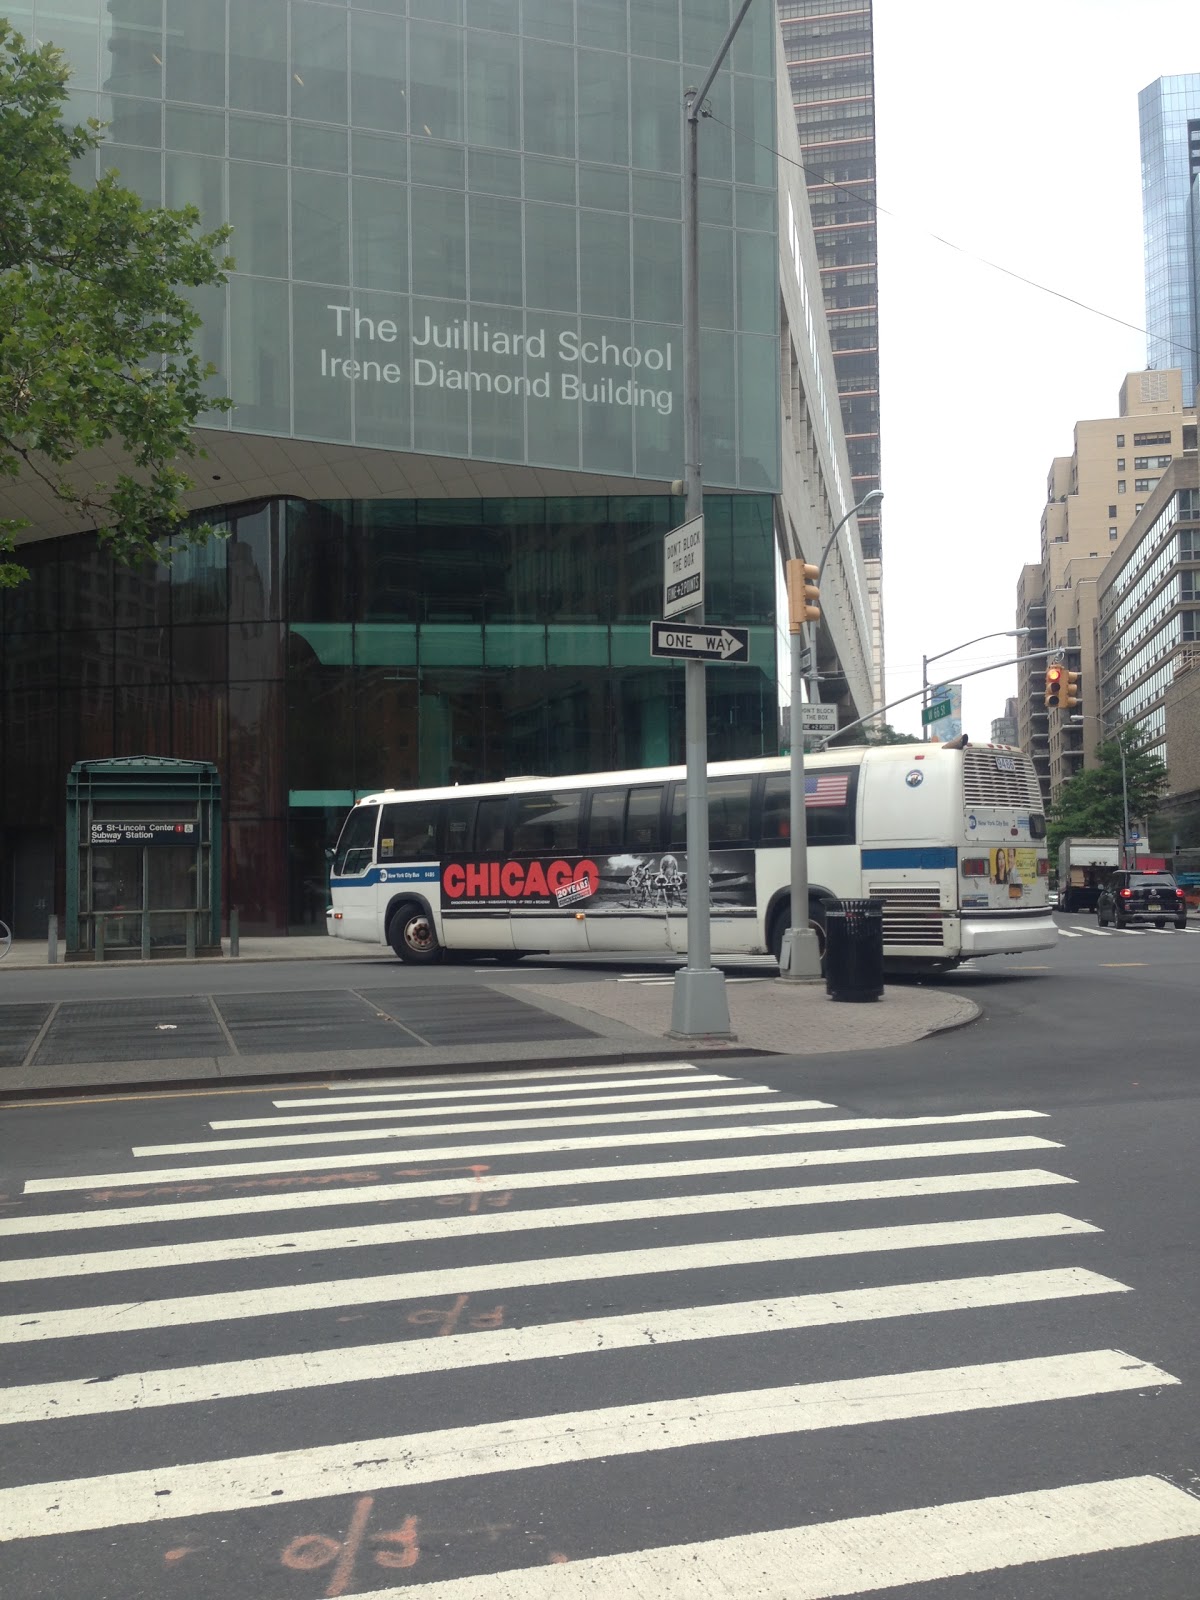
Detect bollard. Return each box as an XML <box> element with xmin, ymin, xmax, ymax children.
<box><xmin>141</xmin><ymin>910</ymin><xmax>151</xmax><ymax>961</ymax></box>
<box><xmin>95</xmin><ymin>916</ymin><xmax>105</xmax><ymax>962</ymax></box>
<box><xmin>47</xmin><ymin>914</ymin><xmax>58</xmax><ymax>965</ymax></box>
<box><xmin>229</xmin><ymin>907</ymin><xmax>240</xmax><ymax>958</ymax></box>
<box><xmin>186</xmin><ymin>910</ymin><xmax>196</xmax><ymax>959</ymax></box>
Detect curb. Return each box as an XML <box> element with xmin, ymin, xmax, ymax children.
<box><xmin>0</xmin><ymin>1043</ymin><xmax>781</xmax><ymax>1105</ymax></box>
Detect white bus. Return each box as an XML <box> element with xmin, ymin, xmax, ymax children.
<box><xmin>326</xmin><ymin>742</ymin><xmax>1054</xmax><ymax>973</ymax></box>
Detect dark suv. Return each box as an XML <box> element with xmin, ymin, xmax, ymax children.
<box><xmin>1096</xmin><ymin>870</ymin><xmax>1188</xmax><ymax>929</ymax></box>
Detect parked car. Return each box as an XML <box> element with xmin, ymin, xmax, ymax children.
<box><xmin>1096</xmin><ymin>870</ymin><xmax>1188</xmax><ymax>929</ymax></box>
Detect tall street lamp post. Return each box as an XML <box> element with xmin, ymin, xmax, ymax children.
<box><xmin>780</xmin><ymin>488</ymin><xmax>882</xmax><ymax>982</ymax></box>
<box><xmin>921</xmin><ymin>629</ymin><xmax>1031</xmax><ymax>739</ymax></box>
<box><xmin>669</xmin><ymin>0</ymin><xmax>756</xmax><ymax>1040</ymax></box>
<box><xmin>1071</xmin><ymin>713</ymin><xmax>1133</xmax><ymax>866</ymax></box>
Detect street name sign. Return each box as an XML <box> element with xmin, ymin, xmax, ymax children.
<box><xmin>650</xmin><ymin>622</ymin><xmax>750</xmax><ymax>664</ymax></box>
<box><xmin>800</xmin><ymin>704</ymin><xmax>837</xmax><ymax>733</ymax></box>
<box><xmin>922</xmin><ymin>697</ymin><xmax>953</xmax><ymax>726</ymax></box>
<box><xmin>663</xmin><ymin>514</ymin><xmax>704</xmax><ymax>618</ymax></box>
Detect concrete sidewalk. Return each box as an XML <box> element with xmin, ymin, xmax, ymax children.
<box><xmin>0</xmin><ymin>945</ymin><xmax>978</xmax><ymax>1097</ymax></box>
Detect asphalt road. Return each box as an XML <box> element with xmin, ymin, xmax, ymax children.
<box><xmin>0</xmin><ymin>920</ymin><xmax>1197</xmax><ymax>1597</ymax></box>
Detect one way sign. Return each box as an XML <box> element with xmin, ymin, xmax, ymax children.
<box><xmin>650</xmin><ymin>621</ymin><xmax>750</xmax><ymax>664</ymax></box>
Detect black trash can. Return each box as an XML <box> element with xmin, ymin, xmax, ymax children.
<box><xmin>824</xmin><ymin>897</ymin><xmax>885</xmax><ymax>1002</ymax></box>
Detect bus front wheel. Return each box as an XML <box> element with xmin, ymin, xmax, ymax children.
<box><xmin>389</xmin><ymin>904</ymin><xmax>443</xmax><ymax>965</ymax></box>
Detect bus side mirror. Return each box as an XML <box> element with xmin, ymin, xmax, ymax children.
<box><xmin>325</xmin><ymin>847</ymin><xmax>335</xmax><ymax>862</ymax></box>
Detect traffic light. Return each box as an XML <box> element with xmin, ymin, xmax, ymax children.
<box><xmin>1062</xmin><ymin>669</ymin><xmax>1081</xmax><ymax>710</ymax></box>
<box><xmin>1044</xmin><ymin>664</ymin><xmax>1065</xmax><ymax>708</ymax></box>
<box><xmin>786</xmin><ymin>560</ymin><xmax>820</xmax><ymax>631</ymax></box>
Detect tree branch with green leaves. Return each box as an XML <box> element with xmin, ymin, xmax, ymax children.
<box><xmin>1</xmin><ymin>23</ymin><xmax>233</xmax><ymax>587</ymax></box>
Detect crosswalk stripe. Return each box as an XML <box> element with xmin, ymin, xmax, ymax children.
<box><xmin>0</xmin><ymin>1350</ymin><xmax>1171</xmax><ymax>1541</ymax></box>
<box><xmin>2</xmin><ymin>1136</ymin><xmax>1063</xmax><ymax>1236</ymax></box>
<box><xmin>135</xmin><ymin>1096</ymin><xmax>819</xmax><ymax>1157</ymax></box>
<box><xmin>1078</xmin><ymin>928</ymin><xmax>1112</xmax><ymax>937</ymax></box>
<box><xmin>25</xmin><ymin>1113</ymin><xmax>1053</xmax><ymax>1194</ymax></box>
<box><xmin>1057</xmin><ymin>929</ymin><xmax>1084</xmax><ymax>938</ymax></box>
<box><xmin>346</xmin><ymin>1476</ymin><xmax>1200</xmax><ymax>1600</ymax></box>
<box><xmin>1</xmin><ymin>1268</ymin><xmax>1129</xmax><ymax>1426</ymax></box>
<box><xmin>0</xmin><ymin>1213</ymin><xmax>1096</xmax><ymax>1344</ymax></box>
<box><xmin>278</xmin><ymin>1070</ymin><xmax>735</xmax><ymax>1108</ymax></box>
<box><xmin>213</xmin><ymin>1083</ymin><xmax>787</xmax><ymax>1130</ymax></box>
<box><xmin>0</xmin><ymin>1168</ymin><xmax>1076</xmax><ymax>1283</ymax></box>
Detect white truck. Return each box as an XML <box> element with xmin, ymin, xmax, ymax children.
<box><xmin>1057</xmin><ymin>837</ymin><xmax>1119</xmax><ymax>912</ymax></box>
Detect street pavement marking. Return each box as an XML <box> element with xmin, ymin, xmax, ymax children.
<box><xmin>214</xmin><ymin>1084</ymin><xmax>785</xmax><ymax>1130</ymax></box>
<box><xmin>1077</xmin><ymin>928</ymin><xmax>1112</xmax><ymax>936</ymax></box>
<box><xmin>134</xmin><ymin>1096</ymin><xmax>812</xmax><ymax>1157</ymax></box>
<box><xmin>2</xmin><ymin>1137</ymin><xmax>1063</xmax><ymax>1236</ymax></box>
<box><xmin>324</xmin><ymin>1476</ymin><xmax>1200</xmax><ymax>1599</ymax></box>
<box><xmin>1057</xmin><ymin>929</ymin><xmax>1084</xmax><ymax>938</ymax></box>
<box><xmin>0</xmin><ymin>1169</ymin><xmax>1076</xmax><ymax>1283</ymax></box>
<box><xmin>277</xmin><ymin>1071</ymin><xmax>736</xmax><ymax>1109</ymax></box>
<box><xmin>1101</xmin><ymin>963</ymin><xmax>1149</xmax><ymax>969</ymax></box>
<box><xmin>0</xmin><ymin>1351</ymin><xmax>1171</xmax><ymax>1540</ymax></box>
<box><xmin>0</xmin><ymin>1213</ymin><xmax>1097</xmax><ymax>1344</ymax></box>
<box><xmin>25</xmin><ymin>1110</ymin><xmax>1053</xmax><ymax>1193</ymax></box>
<box><xmin>1</xmin><ymin>1267</ymin><xmax>1127</xmax><ymax>1425</ymax></box>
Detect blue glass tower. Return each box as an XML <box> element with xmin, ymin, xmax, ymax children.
<box><xmin>1139</xmin><ymin>73</ymin><xmax>1200</xmax><ymax>399</ymax></box>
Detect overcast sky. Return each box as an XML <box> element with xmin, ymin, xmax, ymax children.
<box><xmin>870</xmin><ymin>0</ymin><xmax>1195</xmax><ymax>739</ymax></box>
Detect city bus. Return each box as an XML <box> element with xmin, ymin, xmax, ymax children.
<box><xmin>326</xmin><ymin>742</ymin><xmax>1054</xmax><ymax>972</ymax></box>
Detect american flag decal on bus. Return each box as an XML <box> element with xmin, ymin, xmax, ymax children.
<box><xmin>805</xmin><ymin>773</ymin><xmax>849</xmax><ymax>808</ymax></box>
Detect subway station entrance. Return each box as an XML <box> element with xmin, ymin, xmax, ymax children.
<box><xmin>66</xmin><ymin>758</ymin><xmax>221</xmax><ymax>960</ymax></box>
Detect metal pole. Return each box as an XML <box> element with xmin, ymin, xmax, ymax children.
<box><xmin>1119</xmin><ymin>737</ymin><xmax>1130</xmax><ymax>868</ymax></box>
<box><xmin>780</xmin><ymin>624</ymin><xmax>822</xmax><ymax>979</ymax></box>
<box><xmin>668</xmin><ymin>0</ymin><xmax>755</xmax><ymax>1036</ymax></box>
<box><xmin>670</xmin><ymin>87</ymin><xmax>731</xmax><ymax>1039</ymax></box>
<box><xmin>47</xmin><ymin>913</ymin><xmax>58</xmax><ymax>966</ymax></box>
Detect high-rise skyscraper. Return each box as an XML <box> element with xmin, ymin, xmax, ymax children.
<box><xmin>777</xmin><ymin>0</ymin><xmax>884</xmax><ymax>704</ymax></box>
<box><xmin>1139</xmin><ymin>73</ymin><xmax>1200</xmax><ymax>400</ymax></box>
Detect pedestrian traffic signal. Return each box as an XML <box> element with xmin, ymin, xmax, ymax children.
<box><xmin>1044</xmin><ymin>664</ymin><xmax>1065</xmax><ymax>708</ymax></box>
<box><xmin>1062</xmin><ymin>669</ymin><xmax>1081</xmax><ymax>709</ymax></box>
<box><xmin>786</xmin><ymin>560</ymin><xmax>820</xmax><ymax>631</ymax></box>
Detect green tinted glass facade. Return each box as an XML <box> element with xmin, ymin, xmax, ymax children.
<box><xmin>2</xmin><ymin>496</ymin><xmax>778</xmax><ymax>932</ymax></box>
<box><xmin>26</xmin><ymin>0</ymin><xmax>780</xmax><ymax>489</ymax></box>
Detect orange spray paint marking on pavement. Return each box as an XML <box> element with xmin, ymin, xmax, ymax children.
<box><xmin>280</xmin><ymin>1496</ymin><xmax>419</xmax><ymax>1595</ymax></box>
<box><xmin>406</xmin><ymin>1294</ymin><xmax>505</xmax><ymax>1336</ymax></box>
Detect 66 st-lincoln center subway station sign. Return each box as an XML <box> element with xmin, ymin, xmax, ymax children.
<box><xmin>320</xmin><ymin>305</ymin><xmax>676</xmax><ymax>417</ymax></box>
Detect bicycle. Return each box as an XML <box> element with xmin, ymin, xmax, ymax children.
<box><xmin>0</xmin><ymin>919</ymin><xmax>11</xmax><ymax>959</ymax></box>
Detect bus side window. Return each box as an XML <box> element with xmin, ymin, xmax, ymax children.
<box><xmin>761</xmin><ymin>775</ymin><xmax>790</xmax><ymax>841</ymax></box>
<box><xmin>476</xmin><ymin>796</ymin><xmax>509</xmax><ymax>854</ymax></box>
<box><xmin>444</xmin><ymin>799</ymin><xmax>475</xmax><ymax>854</ymax></box>
<box><xmin>626</xmin><ymin>786</ymin><xmax>664</xmax><ymax>851</ymax></box>
<box><xmin>512</xmin><ymin>792</ymin><xmax>582</xmax><ymax>855</ymax></box>
<box><xmin>709</xmin><ymin>777</ymin><xmax>753</xmax><ymax>845</ymax></box>
<box><xmin>586</xmin><ymin>789</ymin><xmax>626</xmax><ymax>853</ymax></box>
<box><xmin>378</xmin><ymin>801</ymin><xmax>441</xmax><ymax>860</ymax></box>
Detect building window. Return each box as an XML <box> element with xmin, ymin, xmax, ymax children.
<box><xmin>1109</xmin><ymin>528</ymin><xmax>1118</xmax><ymax>541</ymax></box>
<box><xmin>1132</xmin><ymin>431</ymin><xmax>1169</xmax><ymax>446</ymax></box>
<box><xmin>1118</xmin><ymin>481</ymin><xmax>1126</xmax><ymax>493</ymax></box>
<box><xmin>1135</xmin><ymin>479</ymin><xmax>1156</xmax><ymax>493</ymax></box>
<box><xmin>1136</xmin><ymin>503</ymin><xmax>1144</xmax><ymax>513</ymax></box>
<box><xmin>1116</xmin><ymin>434</ymin><xmax>1125</xmax><ymax>447</ymax></box>
<box><xmin>1108</xmin><ymin>504</ymin><xmax>1117</xmax><ymax>518</ymax></box>
<box><xmin>1116</xmin><ymin>460</ymin><xmax>1124</xmax><ymax>471</ymax></box>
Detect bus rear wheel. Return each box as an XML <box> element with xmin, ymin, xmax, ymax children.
<box><xmin>389</xmin><ymin>904</ymin><xmax>442</xmax><ymax>965</ymax></box>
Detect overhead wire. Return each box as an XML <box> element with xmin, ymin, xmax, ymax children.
<box><xmin>705</xmin><ymin>112</ymin><xmax>1199</xmax><ymax>367</ymax></box>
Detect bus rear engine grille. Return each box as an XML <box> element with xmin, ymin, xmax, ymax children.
<box><xmin>867</xmin><ymin>886</ymin><xmax>946</xmax><ymax>946</ymax></box>
<box><xmin>962</xmin><ymin>749</ymin><xmax>1044</xmax><ymax>809</ymax></box>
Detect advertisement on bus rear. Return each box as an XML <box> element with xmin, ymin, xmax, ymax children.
<box><xmin>440</xmin><ymin>851</ymin><xmax>756</xmax><ymax>913</ymax></box>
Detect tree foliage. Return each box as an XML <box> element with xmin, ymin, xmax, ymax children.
<box><xmin>1048</xmin><ymin>733</ymin><xmax>1170</xmax><ymax>859</ymax></box>
<box><xmin>0</xmin><ymin>24</ymin><xmax>232</xmax><ymax>587</ymax></box>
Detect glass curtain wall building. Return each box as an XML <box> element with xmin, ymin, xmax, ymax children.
<box><xmin>1139</xmin><ymin>74</ymin><xmax>1200</xmax><ymax>401</ymax></box>
<box><xmin>2</xmin><ymin>1</ymin><xmax>868</xmax><ymax>936</ymax></box>
<box><xmin>776</xmin><ymin>0</ymin><xmax>883</xmax><ymax>702</ymax></box>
